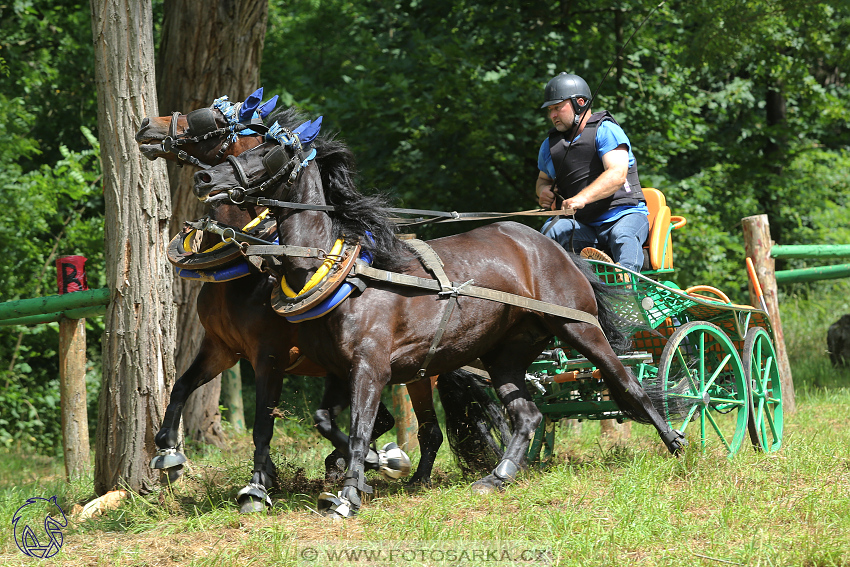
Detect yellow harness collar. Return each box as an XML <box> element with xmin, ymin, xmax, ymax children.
<box><xmin>280</xmin><ymin>238</ymin><xmax>345</xmax><ymax>298</ymax></box>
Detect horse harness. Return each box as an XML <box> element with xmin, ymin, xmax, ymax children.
<box><xmin>185</xmin><ymin>123</ymin><xmax>604</xmax><ymax>379</ymax></box>
<box><xmin>228</xmin><ymin>230</ymin><xmax>604</xmax><ymax>380</ymax></box>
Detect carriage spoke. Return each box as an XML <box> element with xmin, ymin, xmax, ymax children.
<box><xmin>705</xmin><ymin>411</ymin><xmax>732</xmax><ymax>452</ymax></box>
<box><xmin>702</xmin><ymin>354</ymin><xmax>731</xmax><ymax>397</ymax></box>
<box><xmin>678</xmin><ymin>404</ymin><xmax>700</xmax><ymax>435</ymax></box>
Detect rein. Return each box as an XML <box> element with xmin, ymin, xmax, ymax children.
<box><xmin>206</xmin><ymin>193</ymin><xmax>565</xmax><ymax>228</ymax></box>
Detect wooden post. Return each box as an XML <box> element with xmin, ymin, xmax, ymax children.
<box><xmin>742</xmin><ymin>215</ymin><xmax>796</xmax><ymax>413</ymax></box>
<box><xmin>392</xmin><ymin>384</ymin><xmax>419</xmax><ymax>452</ymax></box>
<box><xmin>56</xmin><ymin>256</ymin><xmax>91</xmax><ymax>480</ymax></box>
<box><xmin>59</xmin><ymin>317</ymin><xmax>91</xmax><ymax>480</ymax></box>
<box><xmin>221</xmin><ymin>364</ymin><xmax>246</xmax><ymax>433</ymax></box>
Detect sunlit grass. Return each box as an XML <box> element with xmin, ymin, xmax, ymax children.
<box><xmin>1</xmin><ymin>286</ymin><xmax>849</xmax><ymax>565</ymax></box>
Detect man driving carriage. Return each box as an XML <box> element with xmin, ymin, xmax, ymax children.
<box><xmin>535</xmin><ymin>72</ymin><xmax>649</xmax><ymax>273</ymax></box>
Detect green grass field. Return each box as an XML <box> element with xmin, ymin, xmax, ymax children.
<box><xmin>1</xmin><ymin>285</ymin><xmax>849</xmax><ymax>566</ymax></box>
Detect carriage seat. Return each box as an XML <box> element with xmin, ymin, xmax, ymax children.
<box><xmin>582</xmin><ymin>188</ymin><xmax>684</xmax><ymax>273</ymax></box>
<box><xmin>642</xmin><ymin>187</ymin><xmax>682</xmax><ymax>272</ymax></box>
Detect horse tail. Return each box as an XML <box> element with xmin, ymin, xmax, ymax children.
<box><xmin>436</xmin><ymin>368</ymin><xmax>511</xmax><ymax>476</ymax></box>
<box><xmin>569</xmin><ymin>253</ymin><xmax>643</xmax><ymax>355</ymax></box>
<box><xmin>569</xmin><ymin>254</ymin><xmax>670</xmax><ymax>424</ymax></box>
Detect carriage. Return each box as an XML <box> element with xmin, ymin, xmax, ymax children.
<box><xmin>138</xmin><ymin>94</ymin><xmax>783</xmax><ymax>518</ymax></box>
<box><xmin>522</xmin><ymin>188</ymin><xmax>783</xmax><ymax>463</ymax></box>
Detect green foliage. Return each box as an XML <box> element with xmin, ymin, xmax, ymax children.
<box><xmin>0</xmin><ymin>1</ymin><xmax>98</xmax><ymax>167</ymax></box>
<box><xmin>263</xmin><ymin>0</ymin><xmax>850</xmax><ymax>299</ymax></box>
<box><xmin>0</xmin><ymin>96</ymin><xmax>104</xmax><ymax>452</ymax></box>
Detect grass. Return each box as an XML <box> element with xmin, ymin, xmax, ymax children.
<box><xmin>1</xmin><ymin>285</ymin><xmax>849</xmax><ymax>566</ymax></box>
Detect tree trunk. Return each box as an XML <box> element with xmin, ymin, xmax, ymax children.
<box><xmin>156</xmin><ymin>0</ymin><xmax>268</xmax><ymax>446</ymax></box>
<box><xmin>90</xmin><ymin>0</ymin><xmax>175</xmax><ymax>496</ymax></box>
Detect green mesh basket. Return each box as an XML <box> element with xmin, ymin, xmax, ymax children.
<box><xmin>588</xmin><ymin>261</ymin><xmax>699</xmax><ymax>329</ymax></box>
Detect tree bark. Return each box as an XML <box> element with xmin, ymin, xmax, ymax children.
<box><xmin>156</xmin><ymin>0</ymin><xmax>268</xmax><ymax>446</ymax></box>
<box><xmin>90</xmin><ymin>0</ymin><xmax>175</xmax><ymax>495</ymax></box>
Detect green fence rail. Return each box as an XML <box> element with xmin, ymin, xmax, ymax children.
<box><xmin>771</xmin><ymin>244</ymin><xmax>850</xmax><ymax>285</ymax></box>
<box><xmin>0</xmin><ymin>288</ymin><xmax>110</xmax><ymax>327</ymax></box>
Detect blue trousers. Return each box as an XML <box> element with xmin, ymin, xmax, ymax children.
<box><xmin>541</xmin><ymin>212</ymin><xmax>650</xmax><ymax>273</ymax></box>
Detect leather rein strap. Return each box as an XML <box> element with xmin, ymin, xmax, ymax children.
<box><xmin>250</xmin><ymin>196</ymin><xmax>563</xmax><ymax>228</ymax></box>
<box><xmin>352</xmin><ymin>262</ymin><xmax>602</xmax><ymax>329</ymax></box>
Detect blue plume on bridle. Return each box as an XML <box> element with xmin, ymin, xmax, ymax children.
<box><xmin>265</xmin><ymin>117</ymin><xmax>324</xmax><ymax>169</ymax></box>
<box><xmin>212</xmin><ymin>87</ymin><xmax>280</xmax><ymax>139</ymax></box>
<box><xmin>266</xmin><ymin>117</ymin><xmax>323</xmax><ymax>147</ymax></box>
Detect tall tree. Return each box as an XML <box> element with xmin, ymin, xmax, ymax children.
<box><xmin>156</xmin><ymin>0</ymin><xmax>268</xmax><ymax>446</ymax></box>
<box><xmin>90</xmin><ymin>0</ymin><xmax>175</xmax><ymax>494</ymax></box>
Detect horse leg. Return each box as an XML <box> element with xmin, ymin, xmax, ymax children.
<box><xmin>152</xmin><ymin>334</ymin><xmax>237</xmax><ymax>483</ymax></box>
<box><xmin>314</xmin><ymin>376</ymin><xmax>396</xmax><ymax>480</ymax></box>
<box><xmin>470</xmin><ymin>355</ymin><xmax>542</xmax><ymax>495</ymax></box>
<box><xmin>556</xmin><ymin>322</ymin><xmax>686</xmax><ymax>453</ymax></box>
<box><xmin>406</xmin><ymin>376</ymin><xmax>442</xmax><ymax>487</ymax></box>
<box><xmin>237</xmin><ymin>360</ymin><xmax>284</xmax><ymax>513</ymax></box>
<box><xmin>318</xmin><ymin>369</ymin><xmax>389</xmax><ymax>518</ymax></box>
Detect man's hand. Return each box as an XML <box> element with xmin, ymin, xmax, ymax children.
<box><xmin>539</xmin><ymin>186</ymin><xmax>557</xmax><ymax>209</ymax></box>
<box><xmin>536</xmin><ymin>171</ymin><xmax>557</xmax><ymax>208</ymax></box>
<box><xmin>563</xmin><ymin>195</ymin><xmax>588</xmax><ymax>211</ymax></box>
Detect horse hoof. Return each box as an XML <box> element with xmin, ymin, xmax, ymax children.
<box><xmin>377</xmin><ymin>442</ymin><xmax>411</xmax><ymax>481</ymax></box>
<box><xmin>150</xmin><ymin>448</ymin><xmax>187</xmax><ymax>471</ymax></box>
<box><xmin>159</xmin><ymin>464</ymin><xmax>184</xmax><ymax>485</ymax></box>
<box><xmin>317</xmin><ymin>492</ymin><xmax>357</xmax><ymax>519</ymax></box>
<box><xmin>404</xmin><ymin>476</ymin><xmax>431</xmax><ymax>489</ymax></box>
<box><xmin>470</xmin><ymin>475</ymin><xmax>503</xmax><ymax>495</ymax></box>
<box><xmin>661</xmin><ymin>429</ymin><xmax>688</xmax><ymax>456</ymax></box>
<box><xmin>236</xmin><ymin>483</ymin><xmax>272</xmax><ymax>513</ymax></box>
<box><xmin>324</xmin><ymin>454</ymin><xmax>346</xmax><ymax>481</ymax></box>
<box><xmin>239</xmin><ymin>496</ymin><xmax>267</xmax><ymax>514</ymax></box>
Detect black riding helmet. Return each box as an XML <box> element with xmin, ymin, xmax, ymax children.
<box><xmin>540</xmin><ymin>73</ymin><xmax>592</xmax><ymax>119</ymax></box>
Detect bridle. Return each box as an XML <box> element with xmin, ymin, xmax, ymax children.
<box><xmin>211</xmin><ymin>123</ymin><xmax>320</xmax><ymax>206</ymax></box>
<box><xmin>160</xmin><ymin>104</ymin><xmax>269</xmax><ymax>169</ymax></box>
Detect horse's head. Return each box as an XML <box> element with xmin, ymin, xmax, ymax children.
<box><xmin>193</xmin><ymin>118</ymin><xmax>322</xmax><ymax>203</ymax></box>
<box><xmin>135</xmin><ymin>88</ymin><xmax>279</xmax><ymax>168</ymax></box>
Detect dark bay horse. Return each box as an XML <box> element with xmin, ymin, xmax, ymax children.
<box><xmin>193</xmin><ymin>133</ymin><xmax>687</xmax><ymax>518</ymax></box>
<box><xmin>136</xmin><ymin>95</ymin><xmax>506</xmax><ymax>512</ymax></box>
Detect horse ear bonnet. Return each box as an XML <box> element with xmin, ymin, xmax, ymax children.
<box><xmin>263</xmin><ymin>145</ymin><xmax>289</xmax><ymax>177</ymax></box>
<box><xmin>186</xmin><ymin>107</ymin><xmax>218</xmax><ymax>135</ymax></box>
<box><xmin>293</xmin><ymin>116</ymin><xmax>323</xmax><ymax>144</ymax></box>
<box><xmin>239</xmin><ymin>88</ymin><xmax>264</xmax><ymax>122</ymax></box>
<box><xmin>257</xmin><ymin>95</ymin><xmax>279</xmax><ymax>119</ymax></box>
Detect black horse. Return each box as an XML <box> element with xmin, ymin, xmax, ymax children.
<box><xmin>136</xmin><ymin>94</ymin><xmax>509</xmax><ymax>512</ymax></box>
<box><xmin>193</xmin><ymin>126</ymin><xmax>687</xmax><ymax>518</ymax></box>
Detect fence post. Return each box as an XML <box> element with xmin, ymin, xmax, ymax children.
<box><xmin>741</xmin><ymin>215</ymin><xmax>796</xmax><ymax>414</ymax></box>
<box><xmin>221</xmin><ymin>364</ymin><xmax>246</xmax><ymax>433</ymax></box>
<box><xmin>392</xmin><ymin>384</ymin><xmax>419</xmax><ymax>452</ymax></box>
<box><xmin>56</xmin><ymin>256</ymin><xmax>91</xmax><ymax>480</ymax></box>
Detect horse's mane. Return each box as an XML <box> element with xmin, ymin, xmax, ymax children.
<box><xmin>267</xmin><ymin>107</ymin><xmax>413</xmax><ymax>272</ymax></box>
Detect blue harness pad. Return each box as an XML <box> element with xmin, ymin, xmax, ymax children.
<box><xmin>175</xmin><ymin>261</ymin><xmax>251</xmax><ymax>283</ymax></box>
<box><xmin>284</xmin><ymin>280</ymin><xmax>357</xmax><ymax>323</ymax></box>
<box><xmin>285</xmin><ymin>249</ymin><xmax>372</xmax><ymax>323</ymax></box>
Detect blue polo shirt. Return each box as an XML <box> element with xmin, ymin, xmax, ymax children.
<box><xmin>538</xmin><ymin>121</ymin><xmax>647</xmax><ymax>226</ymax></box>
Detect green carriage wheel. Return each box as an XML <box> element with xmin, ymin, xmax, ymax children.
<box><xmin>743</xmin><ymin>327</ymin><xmax>783</xmax><ymax>452</ymax></box>
<box><xmin>656</xmin><ymin>321</ymin><xmax>749</xmax><ymax>458</ymax></box>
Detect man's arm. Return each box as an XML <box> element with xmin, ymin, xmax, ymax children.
<box><xmin>561</xmin><ymin>145</ymin><xmax>629</xmax><ymax>211</ymax></box>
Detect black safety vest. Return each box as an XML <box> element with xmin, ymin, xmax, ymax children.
<box><xmin>548</xmin><ymin>110</ymin><xmax>644</xmax><ymax>223</ymax></box>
